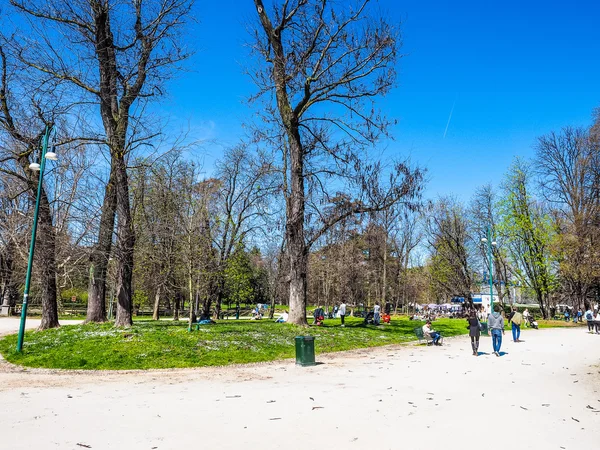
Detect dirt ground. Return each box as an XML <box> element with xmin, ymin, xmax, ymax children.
<box><xmin>0</xmin><ymin>319</ymin><xmax>599</xmax><ymax>450</ymax></box>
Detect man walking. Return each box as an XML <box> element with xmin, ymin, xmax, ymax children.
<box><xmin>508</xmin><ymin>307</ymin><xmax>523</xmax><ymax>342</ymax></box>
<box><xmin>339</xmin><ymin>301</ymin><xmax>346</xmax><ymax>327</ymax></box>
<box><xmin>488</xmin><ymin>305</ymin><xmax>505</xmax><ymax>356</ymax></box>
<box><xmin>585</xmin><ymin>307</ymin><xmax>594</xmax><ymax>332</ymax></box>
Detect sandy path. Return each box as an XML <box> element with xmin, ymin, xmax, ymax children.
<box><xmin>0</xmin><ymin>327</ymin><xmax>599</xmax><ymax>450</ymax></box>
<box><xmin>0</xmin><ymin>317</ymin><xmax>83</xmax><ymax>335</ymax></box>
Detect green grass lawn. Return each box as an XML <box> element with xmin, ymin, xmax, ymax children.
<box><xmin>0</xmin><ymin>316</ymin><xmax>468</xmax><ymax>370</ymax></box>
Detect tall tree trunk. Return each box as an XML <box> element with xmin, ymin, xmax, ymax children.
<box><xmin>19</xmin><ymin>158</ymin><xmax>59</xmax><ymax>329</ymax></box>
<box><xmin>86</xmin><ymin>163</ymin><xmax>117</xmax><ymax>323</ymax></box>
<box><xmin>37</xmin><ymin>189</ymin><xmax>59</xmax><ymax>329</ymax></box>
<box><xmin>213</xmin><ymin>278</ymin><xmax>225</xmax><ymax>320</ymax></box>
<box><xmin>114</xmin><ymin>157</ymin><xmax>134</xmax><ymax>327</ymax></box>
<box><xmin>0</xmin><ymin>240</ymin><xmax>15</xmax><ymax>311</ymax></box>
<box><xmin>286</xmin><ymin>130</ymin><xmax>308</xmax><ymax>325</ymax></box>
<box><xmin>152</xmin><ymin>285</ymin><xmax>161</xmax><ymax>321</ymax></box>
<box><xmin>173</xmin><ymin>292</ymin><xmax>180</xmax><ymax>321</ymax></box>
<box><xmin>382</xmin><ymin>239</ymin><xmax>387</xmax><ymax>306</ymax></box>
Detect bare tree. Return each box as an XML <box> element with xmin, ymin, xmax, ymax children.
<box><xmin>470</xmin><ymin>184</ymin><xmax>512</xmax><ymax>306</ymax></box>
<box><xmin>250</xmin><ymin>0</ymin><xmax>423</xmax><ymax>324</ymax></box>
<box><xmin>9</xmin><ymin>0</ymin><xmax>194</xmax><ymax>326</ymax></box>
<box><xmin>534</xmin><ymin>127</ymin><xmax>600</xmax><ymax>309</ymax></box>
<box><xmin>425</xmin><ymin>198</ymin><xmax>475</xmax><ymax>307</ymax></box>
<box><xmin>208</xmin><ymin>145</ymin><xmax>278</xmax><ymax>319</ymax></box>
<box><xmin>0</xmin><ymin>43</ymin><xmax>62</xmax><ymax>329</ymax></box>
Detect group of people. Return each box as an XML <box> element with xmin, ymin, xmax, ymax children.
<box><xmin>309</xmin><ymin>302</ymin><xmax>348</xmax><ymax>326</ymax></box>
<box><xmin>466</xmin><ymin>305</ymin><xmax>524</xmax><ymax>356</ymax></box>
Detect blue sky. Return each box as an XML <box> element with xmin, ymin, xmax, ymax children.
<box><xmin>155</xmin><ymin>0</ymin><xmax>600</xmax><ymax>200</ymax></box>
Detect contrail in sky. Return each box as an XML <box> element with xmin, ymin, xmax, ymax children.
<box><xmin>443</xmin><ymin>97</ymin><xmax>457</xmax><ymax>139</ymax></box>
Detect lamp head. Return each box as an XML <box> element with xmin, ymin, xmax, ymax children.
<box><xmin>29</xmin><ymin>162</ymin><xmax>41</xmax><ymax>171</ymax></box>
<box><xmin>481</xmin><ymin>237</ymin><xmax>488</xmax><ymax>243</ymax></box>
<box><xmin>491</xmin><ymin>241</ymin><xmax>497</xmax><ymax>246</ymax></box>
<box><xmin>45</xmin><ymin>150</ymin><xmax>58</xmax><ymax>161</ymax></box>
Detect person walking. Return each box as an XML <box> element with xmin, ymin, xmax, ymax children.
<box><xmin>488</xmin><ymin>305</ymin><xmax>505</xmax><ymax>356</ymax></box>
<box><xmin>523</xmin><ymin>308</ymin><xmax>530</xmax><ymax>328</ymax></box>
<box><xmin>595</xmin><ymin>309</ymin><xmax>600</xmax><ymax>335</ymax></box>
<box><xmin>467</xmin><ymin>310</ymin><xmax>481</xmax><ymax>356</ymax></box>
<box><xmin>339</xmin><ymin>301</ymin><xmax>347</xmax><ymax>327</ymax></box>
<box><xmin>508</xmin><ymin>307</ymin><xmax>523</xmax><ymax>342</ymax></box>
<box><xmin>585</xmin><ymin>308</ymin><xmax>594</xmax><ymax>332</ymax></box>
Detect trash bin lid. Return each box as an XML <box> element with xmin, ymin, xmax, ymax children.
<box><xmin>295</xmin><ymin>335</ymin><xmax>314</xmax><ymax>341</ymax></box>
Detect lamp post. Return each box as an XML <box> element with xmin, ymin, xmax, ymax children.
<box><xmin>16</xmin><ymin>126</ymin><xmax>57</xmax><ymax>353</ymax></box>
<box><xmin>481</xmin><ymin>226</ymin><xmax>496</xmax><ymax>314</ymax></box>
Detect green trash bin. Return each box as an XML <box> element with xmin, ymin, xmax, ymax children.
<box><xmin>295</xmin><ymin>335</ymin><xmax>316</xmax><ymax>366</ymax></box>
<box><xmin>480</xmin><ymin>322</ymin><xmax>489</xmax><ymax>336</ymax></box>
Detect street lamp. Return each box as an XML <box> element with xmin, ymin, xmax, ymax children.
<box><xmin>480</xmin><ymin>226</ymin><xmax>496</xmax><ymax>314</ymax></box>
<box><xmin>16</xmin><ymin>126</ymin><xmax>58</xmax><ymax>352</ymax></box>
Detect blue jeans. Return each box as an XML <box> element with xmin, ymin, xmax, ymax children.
<box><xmin>430</xmin><ymin>332</ymin><xmax>441</xmax><ymax>344</ymax></box>
<box><xmin>491</xmin><ymin>329</ymin><xmax>502</xmax><ymax>353</ymax></box>
<box><xmin>511</xmin><ymin>322</ymin><xmax>521</xmax><ymax>341</ymax></box>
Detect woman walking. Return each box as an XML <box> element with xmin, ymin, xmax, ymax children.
<box><xmin>467</xmin><ymin>310</ymin><xmax>481</xmax><ymax>356</ymax></box>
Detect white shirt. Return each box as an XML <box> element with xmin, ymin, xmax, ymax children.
<box><xmin>374</xmin><ymin>305</ymin><xmax>381</xmax><ymax>314</ymax></box>
<box><xmin>339</xmin><ymin>303</ymin><xmax>346</xmax><ymax>315</ymax></box>
<box><xmin>422</xmin><ymin>324</ymin><xmax>432</xmax><ymax>333</ymax></box>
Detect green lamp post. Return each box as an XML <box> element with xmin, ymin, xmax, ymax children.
<box><xmin>481</xmin><ymin>226</ymin><xmax>496</xmax><ymax>314</ymax></box>
<box><xmin>16</xmin><ymin>126</ymin><xmax>57</xmax><ymax>353</ymax></box>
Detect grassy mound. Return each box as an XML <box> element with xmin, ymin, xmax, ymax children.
<box><xmin>0</xmin><ymin>316</ymin><xmax>468</xmax><ymax>370</ymax></box>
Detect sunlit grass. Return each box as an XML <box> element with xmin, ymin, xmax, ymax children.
<box><xmin>0</xmin><ymin>316</ymin><xmax>467</xmax><ymax>370</ymax></box>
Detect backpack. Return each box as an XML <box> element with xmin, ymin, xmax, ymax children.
<box><xmin>512</xmin><ymin>312</ymin><xmax>523</xmax><ymax>325</ymax></box>
<box><xmin>586</xmin><ymin>311</ymin><xmax>593</xmax><ymax>320</ymax></box>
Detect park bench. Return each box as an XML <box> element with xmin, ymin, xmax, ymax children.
<box><xmin>414</xmin><ymin>327</ymin><xmax>434</xmax><ymax>345</ymax></box>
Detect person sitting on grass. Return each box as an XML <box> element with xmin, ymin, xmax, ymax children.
<box><xmin>275</xmin><ymin>311</ymin><xmax>288</xmax><ymax>323</ymax></box>
<box><xmin>422</xmin><ymin>320</ymin><xmax>442</xmax><ymax>346</ymax></box>
<box><xmin>313</xmin><ymin>306</ymin><xmax>325</xmax><ymax>325</ymax></box>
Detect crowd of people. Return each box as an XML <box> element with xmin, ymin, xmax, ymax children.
<box><xmin>270</xmin><ymin>301</ymin><xmax>600</xmax><ymax>355</ymax></box>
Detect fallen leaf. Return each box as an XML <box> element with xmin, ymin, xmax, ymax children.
<box><xmin>572</xmin><ymin>417</ymin><xmax>580</xmax><ymax>422</ymax></box>
<box><xmin>269</xmin><ymin>418</ymin><xmax>282</xmax><ymax>421</ymax></box>
<box><xmin>520</xmin><ymin>406</ymin><xmax>528</xmax><ymax>410</ymax></box>
<box><xmin>76</xmin><ymin>445</ymin><xmax>91</xmax><ymax>449</ymax></box>
<box><xmin>312</xmin><ymin>406</ymin><xmax>324</xmax><ymax>410</ymax></box>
